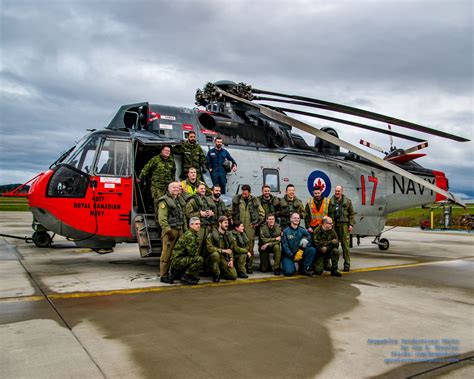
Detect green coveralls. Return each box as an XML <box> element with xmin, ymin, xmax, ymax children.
<box><xmin>206</xmin><ymin>229</ymin><xmax>238</xmax><ymax>280</ymax></box>
<box><xmin>328</xmin><ymin>195</ymin><xmax>355</xmax><ymax>269</ymax></box>
<box><xmin>230</xmin><ymin>230</ymin><xmax>250</xmax><ymax>275</ymax></box>
<box><xmin>258</xmin><ymin>223</ymin><xmax>282</xmax><ymax>272</ymax></box>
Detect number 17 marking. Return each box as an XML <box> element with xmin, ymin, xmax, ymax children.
<box><xmin>360</xmin><ymin>175</ymin><xmax>378</xmax><ymax>206</ymax></box>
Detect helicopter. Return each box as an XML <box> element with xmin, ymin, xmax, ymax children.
<box><xmin>26</xmin><ymin>80</ymin><xmax>468</xmax><ymax>254</ymax></box>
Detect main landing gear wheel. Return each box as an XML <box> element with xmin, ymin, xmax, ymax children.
<box><xmin>32</xmin><ymin>231</ymin><xmax>52</xmax><ymax>248</ymax></box>
<box><xmin>378</xmin><ymin>238</ymin><xmax>389</xmax><ymax>251</ymax></box>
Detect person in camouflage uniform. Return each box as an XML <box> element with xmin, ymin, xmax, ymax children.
<box><xmin>158</xmin><ymin>182</ymin><xmax>185</xmax><ymax>283</ymax></box>
<box><xmin>312</xmin><ymin>216</ymin><xmax>341</xmax><ymax>277</ymax></box>
<box><xmin>230</xmin><ymin>221</ymin><xmax>251</xmax><ymax>278</ymax></box>
<box><xmin>173</xmin><ymin>131</ymin><xmax>207</xmax><ymax>180</ymax></box>
<box><xmin>259</xmin><ymin>214</ymin><xmax>282</xmax><ymax>275</ymax></box>
<box><xmin>327</xmin><ymin>185</ymin><xmax>356</xmax><ymax>272</ymax></box>
<box><xmin>139</xmin><ymin>145</ymin><xmax>176</xmax><ymax>220</ymax></box>
<box><xmin>232</xmin><ymin>184</ymin><xmax>265</xmax><ymax>273</ymax></box>
<box><xmin>258</xmin><ymin>185</ymin><xmax>280</xmax><ymax>219</ymax></box>
<box><xmin>186</xmin><ymin>183</ymin><xmax>215</xmax><ymax>255</ymax></box>
<box><xmin>279</xmin><ymin>184</ymin><xmax>305</xmax><ymax>230</ymax></box>
<box><xmin>170</xmin><ymin>217</ymin><xmax>204</xmax><ymax>285</ymax></box>
<box><xmin>206</xmin><ymin>216</ymin><xmax>238</xmax><ymax>282</ymax></box>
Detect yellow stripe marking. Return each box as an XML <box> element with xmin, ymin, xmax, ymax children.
<box><xmin>0</xmin><ymin>259</ymin><xmax>461</xmax><ymax>303</ymax></box>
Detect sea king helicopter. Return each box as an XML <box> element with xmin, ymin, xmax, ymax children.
<box><xmin>26</xmin><ymin>81</ymin><xmax>468</xmax><ymax>254</ymax></box>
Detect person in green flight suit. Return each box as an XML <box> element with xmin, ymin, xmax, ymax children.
<box><xmin>170</xmin><ymin>217</ymin><xmax>204</xmax><ymax>285</ymax></box>
<box><xmin>230</xmin><ymin>221</ymin><xmax>251</xmax><ymax>278</ymax></box>
<box><xmin>232</xmin><ymin>184</ymin><xmax>265</xmax><ymax>274</ymax></box>
<box><xmin>259</xmin><ymin>213</ymin><xmax>282</xmax><ymax>275</ymax></box>
<box><xmin>173</xmin><ymin>131</ymin><xmax>207</xmax><ymax>180</ymax></box>
<box><xmin>157</xmin><ymin>181</ymin><xmax>185</xmax><ymax>283</ymax></box>
<box><xmin>312</xmin><ymin>216</ymin><xmax>342</xmax><ymax>277</ymax></box>
<box><xmin>206</xmin><ymin>216</ymin><xmax>238</xmax><ymax>282</ymax></box>
<box><xmin>327</xmin><ymin>185</ymin><xmax>356</xmax><ymax>272</ymax></box>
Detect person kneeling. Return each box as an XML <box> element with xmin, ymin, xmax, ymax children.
<box><xmin>206</xmin><ymin>216</ymin><xmax>238</xmax><ymax>282</ymax></box>
<box><xmin>281</xmin><ymin>213</ymin><xmax>316</xmax><ymax>276</ymax></box>
<box><xmin>312</xmin><ymin>216</ymin><xmax>341</xmax><ymax>277</ymax></box>
<box><xmin>169</xmin><ymin>217</ymin><xmax>204</xmax><ymax>285</ymax></box>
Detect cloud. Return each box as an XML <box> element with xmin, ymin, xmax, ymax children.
<box><xmin>0</xmin><ymin>0</ymin><xmax>472</xmax><ymax>197</ymax></box>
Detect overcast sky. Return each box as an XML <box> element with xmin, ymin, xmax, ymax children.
<box><xmin>1</xmin><ymin>0</ymin><xmax>472</xmax><ymax>198</ymax></box>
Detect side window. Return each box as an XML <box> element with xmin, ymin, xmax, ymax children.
<box><xmin>65</xmin><ymin>136</ymin><xmax>100</xmax><ymax>174</ymax></box>
<box><xmin>95</xmin><ymin>139</ymin><xmax>131</xmax><ymax>177</ymax></box>
<box><xmin>263</xmin><ymin>168</ymin><xmax>280</xmax><ymax>192</ymax></box>
<box><xmin>47</xmin><ymin>165</ymin><xmax>89</xmax><ymax>198</ymax></box>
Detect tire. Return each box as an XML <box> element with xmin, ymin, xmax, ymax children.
<box><xmin>378</xmin><ymin>238</ymin><xmax>389</xmax><ymax>251</ymax></box>
<box><xmin>32</xmin><ymin>231</ymin><xmax>52</xmax><ymax>248</ymax></box>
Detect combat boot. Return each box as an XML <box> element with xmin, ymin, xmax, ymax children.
<box><xmin>273</xmin><ymin>268</ymin><xmax>282</xmax><ymax>276</ymax></box>
<box><xmin>181</xmin><ymin>274</ymin><xmax>198</xmax><ymax>285</ymax></box>
<box><xmin>331</xmin><ymin>270</ymin><xmax>342</xmax><ymax>277</ymax></box>
<box><xmin>237</xmin><ymin>272</ymin><xmax>249</xmax><ymax>279</ymax></box>
<box><xmin>212</xmin><ymin>274</ymin><xmax>220</xmax><ymax>283</ymax></box>
<box><xmin>343</xmin><ymin>265</ymin><xmax>350</xmax><ymax>272</ymax></box>
<box><xmin>302</xmin><ymin>266</ymin><xmax>314</xmax><ymax>277</ymax></box>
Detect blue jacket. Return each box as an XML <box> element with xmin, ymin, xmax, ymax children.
<box><xmin>281</xmin><ymin>226</ymin><xmax>312</xmax><ymax>258</ymax></box>
<box><xmin>206</xmin><ymin>148</ymin><xmax>236</xmax><ymax>176</ymax></box>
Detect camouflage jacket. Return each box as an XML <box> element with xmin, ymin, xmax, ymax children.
<box><xmin>139</xmin><ymin>155</ymin><xmax>176</xmax><ymax>197</ymax></box>
<box><xmin>170</xmin><ymin>229</ymin><xmax>200</xmax><ymax>264</ymax></box>
<box><xmin>173</xmin><ymin>141</ymin><xmax>206</xmax><ymax>175</ymax></box>
<box><xmin>312</xmin><ymin>225</ymin><xmax>339</xmax><ymax>248</ymax></box>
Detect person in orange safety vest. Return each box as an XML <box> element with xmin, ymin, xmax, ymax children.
<box><xmin>305</xmin><ymin>186</ymin><xmax>330</xmax><ymax>233</ymax></box>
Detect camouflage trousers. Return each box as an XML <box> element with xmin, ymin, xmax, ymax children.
<box><xmin>335</xmin><ymin>223</ymin><xmax>351</xmax><ymax>268</ymax></box>
<box><xmin>171</xmin><ymin>255</ymin><xmax>204</xmax><ymax>278</ymax></box>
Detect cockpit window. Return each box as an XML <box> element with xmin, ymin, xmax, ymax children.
<box><xmin>95</xmin><ymin>139</ymin><xmax>131</xmax><ymax>177</ymax></box>
<box><xmin>64</xmin><ymin>136</ymin><xmax>100</xmax><ymax>174</ymax></box>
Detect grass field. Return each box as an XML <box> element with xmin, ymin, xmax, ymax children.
<box><xmin>386</xmin><ymin>204</ymin><xmax>474</xmax><ymax>229</ymax></box>
<box><xmin>0</xmin><ymin>196</ymin><xmax>29</xmax><ymax>211</ymax></box>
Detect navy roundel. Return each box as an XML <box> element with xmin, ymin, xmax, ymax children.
<box><xmin>307</xmin><ymin>170</ymin><xmax>332</xmax><ymax>197</ymax></box>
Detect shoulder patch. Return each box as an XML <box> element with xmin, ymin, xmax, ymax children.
<box><xmin>160</xmin><ymin>202</ymin><xmax>166</xmax><ymax>209</ymax></box>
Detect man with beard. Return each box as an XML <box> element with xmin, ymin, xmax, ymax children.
<box><xmin>312</xmin><ymin>216</ymin><xmax>341</xmax><ymax>277</ymax></box>
<box><xmin>174</xmin><ymin>131</ymin><xmax>206</xmax><ymax>180</ymax></box>
<box><xmin>206</xmin><ymin>137</ymin><xmax>237</xmax><ymax>194</ymax></box>
<box><xmin>207</xmin><ymin>185</ymin><xmax>229</xmax><ymax>226</ymax></box>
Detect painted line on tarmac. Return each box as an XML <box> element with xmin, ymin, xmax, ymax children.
<box><xmin>0</xmin><ymin>259</ymin><xmax>460</xmax><ymax>303</ymax></box>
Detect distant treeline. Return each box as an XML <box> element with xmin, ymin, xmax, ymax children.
<box><xmin>0</xmin><ymin>184</ymin><xmax>30</xmax><ymax>193</ymax></box>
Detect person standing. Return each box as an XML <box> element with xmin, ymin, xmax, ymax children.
<box><xmin>312</xmin><ymin>216</ymin><xmax>341</xmax><ymax>277</ymax></box>
<box><xmin>259</xmin><ymin>214</ymin><xmax>282</xmax><ymax>275</ymax></box>
<box><xmin>206</xmin><ymin>137</ymin><xmax>237</xmax><ymax>194</ymax></box>
<box><xmin>139</xmin><ymin>145</ymin><xmax>176</xmax><ymax>220</ymax></box>
<box><xmin>305</xmin><ymin>185</ymin><xmax>330</xmax><ymax>233</ymax></box>
<box><xmin>206</xmin><ymin>216</ymin><xmax>238</xmax><ymax>282</ymax></box>
<box><xmin>173</xmin><ymin>131</ymin><xmax>207</xmax><ymax>180</ymax></box>
<box><xmin>232</xmin><ymin>184</ymin><xmax>265</xmax><ymax>273</ymax></box>
<box><xmin>281</xmin><ymin>213</ymin><xmax>316</xmax><ymax>277</ymax></box>
<box><xmin>158</xmin><ymin>181</ymin><xmax>185</xmax><ymax>283</ymax></box>
<box><xmin>328</xmin><ymin>185</ymin><xmax>356</xmax><ymax>272</ymax></box>
<box><xmin>279</xmin><ymin>184</ymin><xmax>305</xmax><ymax>230</ymax></box>
<box><xmin>258</xmin><ymin>185</ymin><xmax>280</xmax><ymax>219</ymax></box>
<box><xmin>170</xmin><ymin>217</ymin><xmax>204</xmax><ymax>285</ymax></box>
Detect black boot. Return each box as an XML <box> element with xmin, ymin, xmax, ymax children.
<box><xmin>302</xmin><ymin>266</ymin><xmax>314</xmax><ymax>277</ymax></box>
<box><xmin>331</xmin><ymin>270</ymin><xmax>342</xmax><ymax>277</ymax></box>
<box><xmin>237</xmin><ymin>272</ymin><xmax>249</xmax><ymax>279</ymax></box>
<box><xmin>181</xmin><ymin>273</ymin><xmax>198</xmax><ymax>285</ymax></box>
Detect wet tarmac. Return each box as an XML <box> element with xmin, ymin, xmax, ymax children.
<box><xmin>1</xmin><ymin>212</ymin><xmax>473</xmax><ymax>378</ymax></box>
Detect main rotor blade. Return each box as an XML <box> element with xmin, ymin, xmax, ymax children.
<box><xmin>265</xmin><ymin>105</ymin><xmax>425</xmax><ymax>143</ymax></box>
<box><xmin>404</xmin><ymin>141</ymin><xmax>429</xmax><ymax>154</ymax></box>
<box><xmin>360</xmin><ymin>139</ymin><xmax>385</xmax><ymax>154</ymax></box>
<box><xmin>253</xmin><ymin>89</ymin><xmax>470</xmax><ymax>142</ymax></box>
<box><xmin>217</xmin><ymin>88</ymin><xmax>465</xmax><ymax>207</ymax></box>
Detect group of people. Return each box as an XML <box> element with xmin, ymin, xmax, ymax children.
<box><xmin>139</xmin><ymin>133</ymin><xmax>356</xmax><ymax>285</ymax></box>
